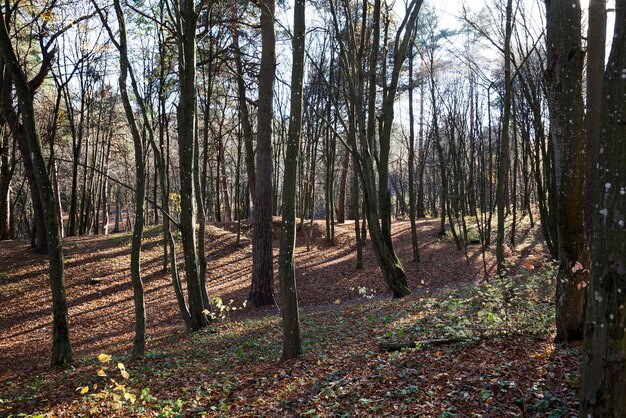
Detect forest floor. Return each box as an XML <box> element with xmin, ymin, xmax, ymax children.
<box><xmin>0</xmin><ymin>216</ymin><xmax>581</xmax><ymax>417</ymax></box>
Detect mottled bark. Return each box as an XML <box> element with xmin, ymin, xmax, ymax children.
<box><xmin>278</xmin><ymin>0</ymin><xmax>305</xmax><ymax>360</ymax></box>
<box><xmin>581</xmin><ymin>1</ymin><xmax>626</xmax><ymax>412</ymax></box>
<box><xmin>583</xmin><ymin>0</ymin><xmax>607</xmax><ymax>239</ymax></box>
<box><xmin>0</xmin><ymin>14</ymin><xmax>72</xmax><ymax>366</ymax></box>
<box><xmin>545</xmin><ymin>0</ymin><xmax>589</xmax><ymax>342</ymax></box>
<box><xmin>175</xmin><ymin>0</ymin><xmax>210</xmax><ymax>330</ymax></box>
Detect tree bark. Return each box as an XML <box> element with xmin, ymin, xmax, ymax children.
<box><xmin>581</xmin><ymin>1</ymin><xmax>626</xmax><ymax>412</ymax></box>
<box><xmin>249</xmin><ymin>0</ymin><xmax>276</xmax><ymax>307</ymax></box>
<box><xmin>583</xmin><ymin>0</ymin><xmax>607</xmax><ymax>239</ymax></box>
<box><xmin>231</xmin><ymin>25</ymin><xmax>256</xmax><ymax>199</ymax></box>
<box><xmin>408</xmin><ymin>41</ymin><xmax>420</xmax><ymax>263</ymax></box>
<box><xmin>175</xmin><ymin>0</ymin><xmax>210</xmax><ymax>329</ymax></box>
<box><xmin>336</xmin><ymin>147</ymin><xmax>349</xmax><ymax>224</ymax></box>
<box><xmin>545</xmin><ymin>0</ymin><xmax>590</xmax><ymax>342</ymax></box>
<box><xmin>496</xmin><ymin>0</ymin><xmax>513</xmax><ymax>274</ymax></box>
<box><xmin>0</xmin><ymin>13</ymin><xmax>72</xmax><ymax>366</ymax></box>
<box><xmin>279</xmin><ymin>0</ymin><xmax>305</xmax><ymax>360</ymax></box>
<box><xmin>14</xmin><ymin>126</ymin><xmax>47</xmax><ymax>252</ymax></box>
<box><xmin>0</xmin><ymin>131</ymin><xmax>13</xmax><ymax>239</ymax></box>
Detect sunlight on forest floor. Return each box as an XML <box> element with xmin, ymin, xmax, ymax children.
<box><xmin>0</xmin><ymin>215</ymin><xmax>579</xmax><ymax>416</ymax></box>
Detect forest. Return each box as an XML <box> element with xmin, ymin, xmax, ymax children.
<box><xmin>0</xmin><ymin>0</ymin><xmax>624</xmax><ymax>415</ymax></box>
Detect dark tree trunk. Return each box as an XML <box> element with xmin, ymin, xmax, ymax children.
<box><xmin>581</xmin><ymin>1</ymin><xmax>626</xmax><ymax>413</ymax></box>
<box><xmin>249</xmin><ymin>0</ymin><xmax>276</xmax><ymax>307</ymax></box>
<box><xmin>278</xmin><ymin>0</ymin><xmax>305</xmax><ymax>360</ymax></box>
<box><xmin>408</xmin><ymin>41</ymin><xmax>420</xmax><ymax>262</ymax></box>
<box><xmin>496</xmin><ymin>0</ymin><xmax>513</xmax><ymax>274</ymax></box>
<box><xmin>0</xmin><ymin>131</ymin><xmax>13</xmax><ymax>239</ymax></box>
<box><xmin>583</xmin><ymin>0</ymin><xmax>607</xmax><ymax>239</ymax></box>
<box><xmin>0</xmin><ymin>16</ymin><xmax>72</xmax><ymax>366</ymax></box>
<box><xmin>100</xmin><ymin>0</ymin><xmax>149</xmax><ymax>358</ymax></box>
<box><xmin>545</xmin><ymin>0</ymin><xmax>589</xmax><ymax>342</ymax></box>
<box><xmin>336</xmin><ymin>147</ymin><xmax>349</xmax><ymax>224</ymax></box>
<box><xmin>15</xmin><ymin>126</ymin><xmax>47</xmax><ymax>252</ymax></box>
<box><xmin>416</xmin><ymin>80</ymin><xmax>426</xmax><ymax>218</ymax></box>
<box><xmin>232</xmin><ymin>25</ymin><xmax>256</xmax><ymax>199</ymax></box>
<box><xmin>175</xmin><ymin>0</ymin><xmax>210</xmax><ymax>330</ymax></box>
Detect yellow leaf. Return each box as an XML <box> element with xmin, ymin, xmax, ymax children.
<box><xmin>124</xmin><ymin>392</ymin><xmax>137</xmax><ymax>404</ymax></box>
<box><xmin>97</xmin><ymin>369</ymin><xmax>107</xmax><ymax>377</ymax></box>
<box><xmin>121</xmin><ymin>369</ymin><xmax>130</xmax><ymax>380</ymax></box>
<box><xmin>98</xmin><ymin>353</ymin><xmax>111</xmax><ymax>363</ymax></box>
<box><xmin>80</xmin><ymin>386</ymin><xmax>89</xmax><ymax>394</ymax></box>
<box><xmin>117</xmin><ymin>362</ymin><xmax>125</xmax><ymax>371</ymax></box>
<box><xmin>334</xmin><ymin>299</ymin><xmax>341</xmax><ymax>304</ymax></box>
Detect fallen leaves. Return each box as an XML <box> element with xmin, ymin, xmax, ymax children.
<box><xmin>98</xmin><ymin>354</ymin><xmax>111</xmax><ymax>363</ymax></box>
<box><xmin>0</xmin><ymin>218</ymin><xmax>577</xmax><ymax>416</ymax></box>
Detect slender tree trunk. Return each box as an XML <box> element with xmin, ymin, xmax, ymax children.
<box><xmin>103</xmin><ymin>0</ymin><xmax>148</xmax><ymax>358</ymax></box>
<box><xmin>352</xmin><ymin>160</ymin><xmax>363</xmax><ymax>269</ymax></box>
<box><xmin>231</xmin><ymin>24</ymin><xmax>256</xmax><ymax>199</ymax></box>
<box><xmin>14</xmin><ymin>127</ymin><xmax>47</xmax><ymax>252</ymax></box>
<box><xmin>0</xmin><ymin>131</ymin><xmax>11</xmax><ymax>239</ymax></box>
<box><xmin>336</xmin><ymin>147</ymin><xmax>349</xmax><ymax>224</ymax></box>
<box><xmin>101</xmin><ymin>131</ymin><xmax>112</xmax><ymax>235</ymax></box>
<box><xmin>496</xmin><ymin>0</ymin><xmax>513</xmax><ymax>274</ymax></box>
<box><xmin>219</xmin><ymin>137</ymin><xmax>232</xmax><ymax>222</ymax></box>
<box><xmin>279</xmin><ymin>0</ymin><xmax>305</xmax><ymax>360</ymax></box>
<box><xmin>0</xmin><ymin>17</ymin><xmax>72</xmax><ymax>366</ymax></box>
<box><xmin>408</xmin><ymin>42</ymin><xmax>420</xmax><ymax>262</ymax></box>
<box><xmin>583</xmin><ymin>0</ymin><xmax>607</xmax><ymax>239</ymax></box>
<box><xmin>416</xmin><ymin>79</ymin><xmax>426</xmax><ymax>218</ymax></box>
<box><xmin>175</xmin><ymin>0</ymin><xmax>209</xmax><ymax>330</ymax></box>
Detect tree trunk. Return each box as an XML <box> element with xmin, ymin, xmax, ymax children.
<box><xmin>219</xmin><ymin>136</ymin><xmax>232</xmax><ymax>222</ymax></box>
<box><xmin>336</xmin><ymin>147</ymin><xmax>349</xmax><ymax>224</ymax></box>
<box><xmin>416</xmin><ymin>79</ymin><xmax>426</xmax><ymax>218</ymax></box>
<box><xmin>231</xmin><ymin>25</ymin><xmax>256</xmax><ymax>198</ymax></box>
<box><xmin>0</xmin><ymin>131</ymin><xmax>12</xmax><ymax>239</ymax></box>
<box><xmin>408</xmin><ymin>42</ymin><xmax>420</xmax><ymax>263</ymax></box>
<box><xmin>0</xmin><ymin>16</ymin><xmax>72</xmax><ymax>366</ymax></box>
<box><xmin>545</xmin><ymin>0</ymin><xmax>590</xmax><ymax>342</ymax></box>
<box><xmin>583</xmin><ymin>0</ymin><xmax>607</xmax><ymax>239</ymax></box>
<box><xmin>101</xmin><ymin>131</ymin><xmax>112</xmax><ymax>235</ymax></box>
<box><xmin>15</xmin><ymin>126</ymin><xmax>47</xmax><ymax>252</ymax></box>
<box><xmin>106</xmin><ymin>0</ymin><xmax>148</xmax><ymax>358</ymax></box>
<box><xmin>496</xmin><ymin>0</ymin><xmax>513</xmax><ymax>275</ymax></box>
<box><xmin>279</xmin><ymin>0</ymin><xmax>305</xmax><ymax>360</ymax></box>
<box><xmin>249</xmin><ymin>0</ymin><xmax>276</xmax><ymax>307</ymax></box>
<box><xmin>580</xmin><ymin>2</ymin><xmax>626</xmax><ymax>412</ymax></box>
<box><xmin>352</xmin><ymin>160</ymin><xmax>363</xmax><ymax>269</ymax></box>
<box><xmin>176</xmin><ymin>0</ymin><xmax>210</xmax><ymax>330</ymax></box>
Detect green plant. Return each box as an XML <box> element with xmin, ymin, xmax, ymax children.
<box><xmin>78</xmin><ymin>354</ymin><xmax>138</xmax><ymax>411</ymax></box>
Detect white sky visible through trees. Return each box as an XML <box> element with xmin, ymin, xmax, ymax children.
<box><xmin>274</xmin><ymin>0</ymin><xmax>616</xmax><ymax>137</ymax></box>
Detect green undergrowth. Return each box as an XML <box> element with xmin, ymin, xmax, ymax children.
<box><xmin>5</xmin><ymin>263</ymin><xmax>573</xmax><ymax>417</ymax></box>
<box><xmin>105</xmin><ymin>225</ymin><xmax>164</xmax><ymax>246</ymax></box>
<box><xmin>383</xmin><ymin>262</ymin><xmax>557</xmax><ymax>345</ymax></box>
